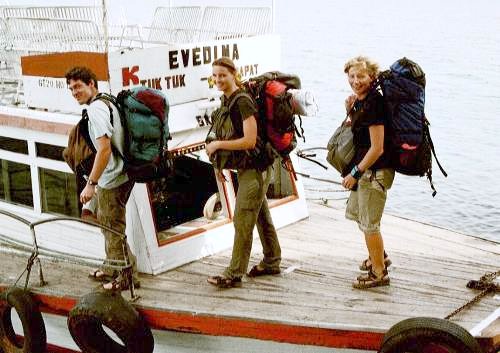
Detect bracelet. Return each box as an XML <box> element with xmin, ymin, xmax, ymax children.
<box><xmin>350</xmin><ymin>165</ymin><xmax>363</xmax><ymax>180</ymax></box>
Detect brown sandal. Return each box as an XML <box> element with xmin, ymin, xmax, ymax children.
<box><xmin>102</xmin><ymin>276</ymin><xmax>141</xmax><ymax>291</ymax></box>
<box><xmin>353</xmin><ymin>268</ymin><xmax>390</xmax><ymax>289</ymax></box>
<box><xmin>359</xmin><ymin>251</ymin><xmax>392</xmax><ymax>271</ymax></box>
<box><xmin>207</xmin><ymin>275</ymin><xmax>242</xmax><ymax>288</ymax></box>
<box><xmin>247</xmin><ymin>265</ymin><xmax>281</xmax><ymax>278</ymax></box>
<box><xmin>88</xmin><ymin>269</ymin><xmax>112</xmax><ymax>282</ymax></box>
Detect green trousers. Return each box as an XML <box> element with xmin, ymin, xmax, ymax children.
<box><xmin>224</xmin><ymin>167</ymin><xmax>281</xmax><ymax>279</ymax></box>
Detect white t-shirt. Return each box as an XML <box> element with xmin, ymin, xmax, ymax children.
<box><xmin>86</xmin><ymin>98</ymin><xmax>129</xmax><ymax>189</ymax></box>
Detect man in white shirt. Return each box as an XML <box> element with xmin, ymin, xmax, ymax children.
<box><xmin>65</xmin><ymin>66</ymin><xmax>139</xmax><ymax>290</ymax></box>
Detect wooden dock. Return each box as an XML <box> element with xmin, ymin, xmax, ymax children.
<box><xmin>0</xmin><ymin>201</ymin><xmax>498</xmax><ymax>351</ymax></box>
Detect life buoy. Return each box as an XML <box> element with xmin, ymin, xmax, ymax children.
<box><xmin>203</xmin><ymin>193</ymin><xmax>222</xmax><ymax>220</ymax></box>
<box><xmin>380</xmin><ymin>317</ymin><xmax>482</xmax><ymax>353</ymax></box>
<box><xmin>0</xmin><ymin>287</ymin><xmax>46</xmax><ymax>353</ymax></box>
<box><xmin>68</xmin><ymin>290</ymin><xmax>154</xmax><ymax>353</ymax></box>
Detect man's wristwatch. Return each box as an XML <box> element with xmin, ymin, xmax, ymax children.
<box><xmin>87</xmin><ymin>179</ymin><xmax>98</xmax><ymax>186</ymax></box>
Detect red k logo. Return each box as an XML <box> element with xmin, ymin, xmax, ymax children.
<box><xmin>122</xmin><ymin>66</ymin><xmax>140</xmax><ymax>86</ymax></box>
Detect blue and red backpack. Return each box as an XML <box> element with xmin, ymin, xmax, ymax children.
<box><xmin>376</xmin><ymin>57</ymin><xmax>447</xmax><ymax>196</ymax></box>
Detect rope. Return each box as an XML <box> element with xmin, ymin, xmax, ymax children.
<box><xmin>445</xmin><ymin>270</ymin><xmax>500</xmax><ymax>320</ymax></box>
<box><xmin>295</xmin><ymin>171</ymin><xmax>343</xmax><ymax>185</ymax></box>
<box><xmin>296</xmin><ymin>150</ymin><xmax>329</xmax><ymax>170</ymax></box>
<box><xmin>307</xmin><ymin>197</ymin><xmax>348</xmax><ymax>205</ymax></box>
<box><xmin>297</xmin><ymin>146</ymin><xmax>328</xmax><ymax>152</ymax></box>
<box><xmin>305</xmin><ymin>187</ymin><xmax>348</xmax><ymax>193</ymax></box>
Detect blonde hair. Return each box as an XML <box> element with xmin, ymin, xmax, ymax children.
<box><xmin>344</xmin><ymin>56</ymin><xmax>380</xmax><ymax>79</ymax></box>
<box><xmin>212</xmin><ymin>57</ymin><xmax>243</xmax><ymax>88</ymax></box>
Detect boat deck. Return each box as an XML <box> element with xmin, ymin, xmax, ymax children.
<box><xmin>0</xmin><ymin>201</ymin><xmax>498</xmax><ymax>350</ymax></box>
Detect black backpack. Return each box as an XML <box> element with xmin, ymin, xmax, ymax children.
<box><xmin>377</xmin><ymin>57</ymin><xmax>447</xmax><ymax>196</ymax></box>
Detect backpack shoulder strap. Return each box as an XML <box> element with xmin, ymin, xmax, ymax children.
<box><xmin>87</xmin><ymin>93</ymin><xmax>126</xmax><ymax>161</ymax></box>
<box><xmin>227</xmin><ymin>91</ymin><xmax>254</xmax><ymax>112</ymax></box>
<box><xmin>92</xmin><ymin>93</ymin><xmax>120</xmax><ymax>126</ymax></box>
<box><xmin>80</xmin><ymin>109</ymin><xmax>96</xmax><ymax>153</ymax></box>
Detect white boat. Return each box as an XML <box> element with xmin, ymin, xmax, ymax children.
<box><xmin>0</xmin><ymin>3</ymin><xmax>498</xmax><ymax>353</ymax></box>
<box><xmin>0</xmin><ymin>3</ymin><xmax>309</xmax><ymax>274</ymax></box>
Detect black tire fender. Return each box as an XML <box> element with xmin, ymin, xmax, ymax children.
<box><xmin>0</xmin><ymin>287</ymin><xmax>47</xmax><ymax>353</ymax></box>
<box><xmin>68</xmin><ymin>290</ymin><xmax>154</xmax><ymax>353</ymax></box>
<box><xmin>380</xmin><ymin>316</ymin><xmax>482</xmax><ymax>353</ymax></box>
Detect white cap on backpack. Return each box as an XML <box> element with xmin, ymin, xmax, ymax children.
<box><xmin>289</xmin><ymin>89</ymin><xmax>319</xmax><ymax>117</ymax></box>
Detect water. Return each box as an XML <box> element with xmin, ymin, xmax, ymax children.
<box><xmin>275</xmin><ymin>0</ymin><xmax>500</xmax><ymax>242</ymax></box>
<box><xmin>8</xmin><ymin>0</ymin><xmax>498</xmax><ymax>242</ymax></box>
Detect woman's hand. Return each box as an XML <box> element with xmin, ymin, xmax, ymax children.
<box><xmin>205</xmin><ymin>140</ymin><xmax>219</xmax><ymax>157</ymax></box>
<box><xmin>342</xmin><ymin>174</ymin><xmax>358</xmax><ymax>190</ymax></box>
<box><xmin>345</xmin><ymin>94</ymin><xmax>356</xmax><ymax>114</ymax></box>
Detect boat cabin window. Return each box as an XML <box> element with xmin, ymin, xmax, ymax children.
<box><xmin>39</xmin><ymin>168</ymin><xmax>79</xmax><ymax>217</ymax></box>
<box><xmin>0</xmin><ymin>137</ymin><xmax>78</xmax><ymax>216</ymax></box>
<box><xmin>36</xmin><ymin>143</ymin><xmax>65</xmax><ymax>162</ymax></box>
<box><xmin>0</xmin><ymin>159</ymin><xmax>33</xmax><ymax>208</ymax></box>
<box><xmin>0</xmin><ymin>136</ymin><xmax>28</xmax><ymax>154</ymax></box>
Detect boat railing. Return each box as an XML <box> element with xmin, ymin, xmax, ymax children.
<box><xmin>1</xmin><ymin>5</ymin><xmax>104</xmax><ymax>25</ymax></box>
<box><xmin>147</xmin><ymin>6</ymin><xmax>203</xmax><ymax>44</ymax></box>
<box><xmin>5</xmin><ymin>17</ymin><xmax>105</xmax><ymax>53</ymax></box>
<box><xmin>0</xmin><ymin>19</ymin><xmax>19</xmax><ymax>80</ymax></box>
<box><xmin>142</xmin><ymin>6</ymin><xmax>272</xmax><ymax>45</ymax></box>
<box><xmin>0</xmin><ymin>5</ymin><xmax>273</xmax><ymax>106</ymax></box>
<box><xmin>197</xmin><ymin>6</ymin><xmax>272</xmax><ymax>41</ymax></box>
<box><xmin>0</xmin><ymin>209</ymin><xmax>138</xmax><ymax>298</ymax></box>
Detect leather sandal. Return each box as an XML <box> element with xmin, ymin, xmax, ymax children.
<box><xmin>102</xmin><ymin>276</ymin><xmax>141</xmax><ymax>291</ymax></box>
<box><xmin>353</xmin><ymin>268</ymin><xmax>390</xmax><ymax>289</ymax></box>
<box><xmin>207</xmin><ymin>275</ymin><xmax>242</xmax><ymax>288</ymax></box>
<box><xmin>88</xmin><ymin>269</ymin><xmax>113</xmax><ymax>282</ymax></box>
<box><xmin>247</xmin><ymin>265</ymin><xmax>281</xmax><ymax>277</ymax></box>
<box><xmin>359</xmin><ymin>251</ymin><xmax>392</xmax><ymax>271</ymax></box>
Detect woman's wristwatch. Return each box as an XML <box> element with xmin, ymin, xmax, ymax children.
<box><xmin>350</xmin><ymin>165</ymin><xmax>363</xmax><ymax>180</ymax></box>
<box><xmin>87</xmin><ymin>179</ymin><xmax>98</xmax><ymax>186</ymax></box>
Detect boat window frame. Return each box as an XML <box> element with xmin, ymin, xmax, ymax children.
<box><xmin>0</xmin><ymin>131</ymin><xmax>74</xmax><ymax>215</ymax></box>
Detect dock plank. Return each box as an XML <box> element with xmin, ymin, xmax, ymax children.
<box><xmin>0</xmin><ymin>201</ymin><xmax>498</xmax><ymax>347</ymax></box>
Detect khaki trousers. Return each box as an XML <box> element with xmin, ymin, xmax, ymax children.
<box><xmin>224</xmin><ymin>167</ymin><xmax>281</xmax><ymax>279</ymax></box>
<box><xmin>96</xmin><ymin>180</ymin><xmax>138</xmax><ymax>280</ymax></box>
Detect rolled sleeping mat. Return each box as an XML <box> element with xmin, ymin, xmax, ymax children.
<box><xmin>288</xmin><ymin>89</ymin><xmax>319</xmax><ymax>117</ymax></box>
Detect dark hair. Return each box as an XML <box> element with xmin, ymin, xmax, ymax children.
<box><xmin>212</xmin><ymin>57</ymin><xmax>236</xmax><ymax>73</ymax></box>
<box><xmin>65</xmin><ymin>66</ymin><xmax>98</xmax><ymax>89</ymax></box>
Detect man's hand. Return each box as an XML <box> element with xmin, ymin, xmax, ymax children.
<box><xmin>80</xmin><ymin>184</ymin><xmax>96</xmax><ymax>204</ymax></box>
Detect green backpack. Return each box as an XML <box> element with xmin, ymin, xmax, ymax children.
<box><xmin>97</xmin><ymin>87</ymin><xmax>172</xmax><ymax>182</ymax></box>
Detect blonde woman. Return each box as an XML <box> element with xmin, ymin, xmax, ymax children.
<box><xmin>206</xmin><ymin>57</ymin><xmax>281</xmax><ymax>288</ymax></box>
<box><xmin>342</xmin><ymin>56</ymin><xmax>394</xmax><ymax>289</ymax></box>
